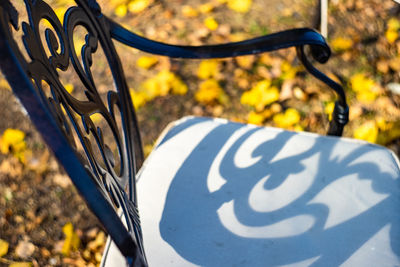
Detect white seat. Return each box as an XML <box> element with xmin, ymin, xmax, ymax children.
<box><xmin>102</xmin><ymin>116</ymin><xmax>400</xmax><ymax>267</ymax></box>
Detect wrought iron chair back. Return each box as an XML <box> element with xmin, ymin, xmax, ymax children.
<box><xmin>0</xmin><ymin>0</ymin><xmax>348</xmax><ymax>266</ymax></box>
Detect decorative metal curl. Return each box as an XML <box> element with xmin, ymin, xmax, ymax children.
<box><xmin>296</xmin><ymin>45</ymin><xmax>349</xmax><ymax>136</ymax></box>
<box><xmin>0</xmin><ymin>0</ymin><xmax>146</xmax><ymax>265</ymax></box>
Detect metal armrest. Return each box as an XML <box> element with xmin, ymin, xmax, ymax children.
<box><xmin>106</xmin><ymin>18</ymin><xmax>349</xmax><ymax>136</ymax></box>
<box><xmin>107</xmin><ymin>18</ymin><xmax>326</xmax><ymax>60</ymax></box>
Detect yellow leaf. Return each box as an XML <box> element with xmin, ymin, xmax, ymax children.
<box><xmin>195</xmin><ymin>79</ymin><xmax>224</xmax><ymax>104</ymax></box>
<box><xmin>356</xmin><ymin>90</ymin><xmax>378</xmax><ymax>103</ymax></box>
<box><xmin>128</xmin><ymin>0</ymin><xmax>151</xmax><ymax>13</ymax></box>
<box><xmin>376</xmin><ymin>117</ymin><xmax>390</xmax><ymax>131</ymax></box>
<box><xmin>385</xmin><ymin>29</ymin><xmax>398</xmax><ymax>44</ymax></box>
<box><xmin>331</xmin><ymin>37</ymin><xmax>353</xmax><ymax>52</ymax></box>
<box><xmin>139</xmin><ymin>70</ymin><xmax>187</xmax><ymax>100</ymax></box>
<box><xmin>350</xmin><ymin>73</ymin><xmax>381</xmax><ymax>103</ymax></box>
<box><xmin>64</xmin><ymin>83</ymin><xmax>74</xmax><ymax>94</ymax></box>
<box><xmin>280</xmin><ymin>61</ymin><xmax>300</xmax><ymax>80</ymax></box>
<box><xmin>9</xmin><ymin>263</ymin><xmax>32</xmax><ymax>267</ymax></box>
<box><xmin>156</xmin><ymin>70</ymin><xmax>175</xmax><ymax>95</ymax></box>
<box><xmin>388</xmin><ymin>18</ymin><xmax>400</xmax><ymax>31</ymax></box>
<box><xmin>170</xmin><ymin>77</ymin><xmax>188</xmax><ymax>95</ymax></box>
<box><xmin>136</xmin><ymin>56</ymin><xmax>158</xmax><ymax>69</ymax></box>
<box><xmin>0</xmin><ymin>239</ymin><xmax>9</xmax><ymax>257</ymax></box>
<box><xmin>377</xmin><ymin>123</ymin><xmax>400</xmax><ymax>145</ymax></box>
<box><xmin>115</xmin><ymin>4</ymin><xmax>127</xmax><ymax>18</ymax></box>
<box><xmin>353</xmin><ymin>121</ymin><xmax>378</xmax><ymax>143</ymax></box>
<box><xmin>273</xmin><ymin>108</ymin><xmax>301</xmax><ymax>129</ymax></box>
<box><xmin>247</xmin><ymin>111</ymin><xmax>264</xmax><ymax>125</ymax></box>
<box><xmin>204</xmin><ymin>16</ymin><xmax>218</xmax><ymax>31</ymax></box>
<box><xmin>62</xmin><ymin>222</ymin><xmax>80</xmax><ymax>256</ymax></box>
<box><xmin>227</xmin><ymin>0</ymin><xmax>252</xmax><ymax>13</ymax></box>
<box><xmin>0</xmin><ymin>128</ymin><xmax>27</xmax><ymax>162</ymax></box>
<box><xmin>197</xmin><ymin>60</ymin><xmax>220</xmax><ymax>79</ymax></box>
<box><xmin>182</xmin><ymin>5</ymin><xmax>199</xmax><ymax>17</ymax></box>
<box><xmin>199</xmin><ymin>3</ymin><xmax>214</xmax><ymax>13</ymax></box>
<box><xmin>293</xmin><ymin>124</ymin><xmax>304</xmax><ymax>132</ymax></box>
<box><xmin>240</xmin><ymin>80</ymin><xmax>279</xmax><ymax>111</ymax></box>
<box><xmin>260</xmin><ymin>86</ymin><xmax>280</xmax><ymax>108</ymax></box>
<box><xmin>324</xmin><ymin>102</ymin><xmax>334</xmax><ymax>121</ymax></box>
<box><xmin>144</xmin><ymin>71</ymin><xmax>170</xmax><ymax>97</ymax></box>
<box><xmin>350</xmin><ymin>73</ymin><xmax>375</xmax><ymax>92</ymax></box>
<box><xmin>142</xmin><ymin>78</ymin><xmax>161</xmax><ymax>99</ymax></box>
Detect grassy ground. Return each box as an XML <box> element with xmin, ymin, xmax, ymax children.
<box><xmin>0</xmin><ymin>0</ymin><xmax>399</xmax><ymax>266</ymax></box>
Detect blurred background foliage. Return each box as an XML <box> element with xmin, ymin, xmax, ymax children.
<box><xmin>0</xmin><ymin>0</ymin><xmax>400</xmax><ymax>266</ymax></box>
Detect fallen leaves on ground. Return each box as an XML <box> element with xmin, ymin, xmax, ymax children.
<box><xmin>354</xmin><ymin>121</ymin><xmax>379</xmax><ymax>143</ymax></box>
<box><xmin>2</xmin><ymin>1</ymin><xmax>400</xmax><ymax>266</ymax></box>
<box><xmin>227</xmin><ymin>0</ymin><xmax>252</xmax><ymax>13</ymax></box>
<box><xmin>241</xmin><ymin>80</ymin><xmax>280</xmax><ymax>111</ymax></box>
<box><xmin>0</xmin><ymin>239</ymin><xmax>9</xmax><ymax>257</ymax></box>
<box><xmin>350</xmin><ymin>73</ymin><xmax>382</xmax><ymax>104</ymax></box>
<box><xmin>61</xmin><ymin>223</ymin><xmax>81</xmax><ymax>256</ymax></box>
<box><xmin>136</xmin><ymin>56</ymin><xmax>159</xmax><ymax>69</ymax></box>
<box><xmin>273</xmin><ymin>108</ymin><xmax>301</xmax><ymax>129</ymax></box>
<box><xmin>197</xmin><ymin>60</ymin><xmax>221</xmax><ymax>80</ymax></box>
<box><xmin>0</xmin><ymin>128</ymin><xmax>28</xmax><ymax>163</ymax></box>
<box><xmin>386</xmin><ymin>18</ymin><xmax>400</xmax><ymax>44</ymax></box>
<box><xmin>128</xmin><ymin>0</ymin><xmax>151</xmax><ymax>13</ymax></box>
<box><xmin>9</xmin><ymin>262</ymin><xmax>32</xmax><ymax>267</ymax></box>
<box><xmin>130</xmin><ymin>70</ymin><xmax>188</xmax><ymax>109</ymax></box>
<box><xmin>195</xmin><ymin>79</ymin><xmax>227</xmax><ymax>105</ymax></box>
<box><xmin>331</xmin><ymin>37</ymin><xmax>354</xmax><ymax>52</ymax></box>
<box><xmin>204</xmin><ymin>16</ymin><xmax>219</xmax><ymax>31</ymax></box>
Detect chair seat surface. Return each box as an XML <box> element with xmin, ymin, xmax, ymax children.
<box><xmin>102</xmin><ymin>116</ymin><xmax>400</xmax><ymax>267</ymax></box>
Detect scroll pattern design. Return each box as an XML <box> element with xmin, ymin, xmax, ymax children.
<box><xmin>2</xmin><ymin>0</ymin><xmax>145</xmax><ymax>258</ymax></box>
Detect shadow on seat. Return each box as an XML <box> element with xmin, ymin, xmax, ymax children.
<box><xmin>103</xmin><ymin>117</ymin><xmax>400</xmax><ymax>267</ymax></box>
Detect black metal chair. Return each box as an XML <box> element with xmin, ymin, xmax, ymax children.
<box><xmin>1</xmin><ymin>1</ymin><xmax>399</xmax><ymax>266</ymax></box>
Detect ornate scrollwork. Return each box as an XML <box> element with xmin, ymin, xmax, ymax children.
<box><xmin>0</xmin><ymin>0</ymin><xmax>145</xmax><ymax>263</ymax></box>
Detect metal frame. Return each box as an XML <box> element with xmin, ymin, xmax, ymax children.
<box><xmin>0</xmin><ymin>0</ymin><xmax>348</xmax><ymax>266</ymax></box>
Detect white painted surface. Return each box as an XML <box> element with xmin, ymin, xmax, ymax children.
<box><xmin>103</xmin><ymin>116</ymin><xmax>400</xmax><ymax>267</ymax></box>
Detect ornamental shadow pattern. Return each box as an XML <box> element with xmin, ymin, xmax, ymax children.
<box><xmin>159</xmin><ymin>120</ymin><xmax>400</xmax><ymax>266</ymax></box>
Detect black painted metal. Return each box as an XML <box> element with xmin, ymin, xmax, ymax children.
<box><xmin>0</xmin><ymin>1</ymin><xmax>146</xmax><ymax>266</ymax></box>
<box><xmin>0</xmin><ymin>0</ymin><xmax>349</xmax><ymax>266</ymax></box>
<box><xmin>108</xmin><ymin>19</ymin><xmax>349</xmax><ymax>135</ymax></box>
<box><xmin>296</xmin><ymin>46</ymin><xmax>349</xmax><ymax>136</ymax></box>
